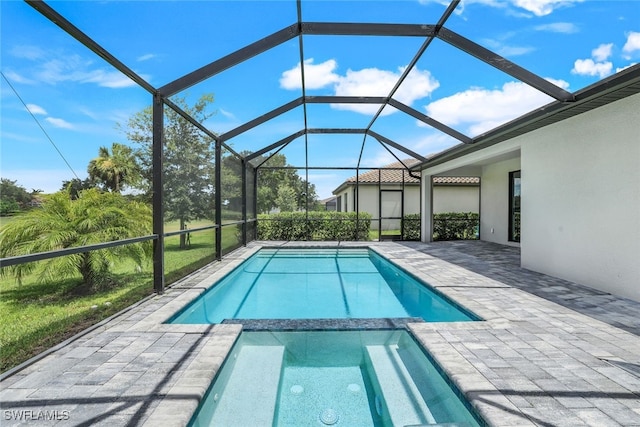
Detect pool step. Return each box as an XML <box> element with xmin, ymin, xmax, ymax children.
<box><xmin>365</xmin><ymin>345</ymin><xmax>436</xmax><ymax>426</ymax></box>
<box><xmin>209</xmin><ymin>345</ymin><xmax>284</xmax><ymax>426</ymax></box>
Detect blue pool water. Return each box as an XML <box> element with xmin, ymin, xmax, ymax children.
<box><xmin>169</xmin><ymin>248</ymin><xmax>477</xmax><ymax>323</ymax></box>
<box><xmin>189</xmin><ymin>330</ymin><xmax>483</xmax><ymax>426</ymax></box>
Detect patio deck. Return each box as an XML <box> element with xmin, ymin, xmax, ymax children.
<box><xmin>1</xmin><ymin>241</ymin><xmax>639</xmax><ymax>426</ymax></box>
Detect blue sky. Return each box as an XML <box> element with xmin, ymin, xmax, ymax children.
<box><xmin>1</xmin><ymin>0</ymin><xmax>639</xmax><ymax>198</ymax></box>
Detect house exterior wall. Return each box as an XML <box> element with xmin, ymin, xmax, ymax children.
<box><xmin>433</xmin><ymin>186</ymin><xmax>480</xmax><ymax>214</ymax></box>
<box><xmin>520</xmin><ymin>92</ymin><xmax>640</xmax><ymax>301</ymax></box>
<box><xmin>421</xmin><ymin>91</ymin><xmax>640</xmax><ymax>301</ymax></box>
<box><xmin>334</xmin><ymin>184</ymin><xmax>422</xmax><ymax>230</ymax></box>
<box><xmin>480</xmin><ymin>158</ymin><xmax>521</xmax><ymax>246</ymax></box>
<box><xmin>356</xmin><ymin>186</ymin><xmax>379</xmax><ymax>220</ymax></box>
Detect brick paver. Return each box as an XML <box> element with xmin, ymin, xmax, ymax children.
<box><xmin>1</xmin><ymin>241</ymin><xmax>639</xmax><ymax>426</ymax></box>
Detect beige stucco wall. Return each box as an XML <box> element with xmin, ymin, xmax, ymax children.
<box><xmin>520</xmin><ymin>92</ymin><xmax>640</xmax><ymax>301</ymax></box>
<box><xmin>334</xmin><ymin>184</ymin><xmax>421</xmax><ymax>230</ymax></box>
<box><xmin>480</xmin><ymin>158</ymin><xmax>521</xmax><ymax>246</ymax></box>
<box><xmin>433</xmin><ymin>186</ymin><xmax>480</xmax><ymax>214</ymax></box>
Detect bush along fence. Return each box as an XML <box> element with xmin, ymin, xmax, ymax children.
<box><xmin>402</xmin><ymin>213</ymin><xmax>421</xmax><ymax>241</ymax></box>
<box><xmin>257</xmin><ymin>212</ymin><xmax>372</xmax><ymax>241</ymax></box>
<box><xmin>433</xmin><ymin>212</ymin><xmax>479</xmax><ymax>241</ymax></box>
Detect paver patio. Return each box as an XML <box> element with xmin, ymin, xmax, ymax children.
<box><xmin>1</xmin><ymin>241</ymin><xmax>639</xmax><ymax>426</ymax></box>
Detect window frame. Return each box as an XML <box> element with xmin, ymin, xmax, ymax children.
<box><xmin>508</xmin><ymin>170</ymin><xmax>521</xmax><ymax>242</ymax></box>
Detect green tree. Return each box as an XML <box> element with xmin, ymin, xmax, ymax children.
<box><xmin>275</xmin><ymin>184</ymin><xmax>296</xmax><ymax>212</ymax></box>
<box><xmin>220</xmin><ymin>152</ymin><xmax>243</xmax><ymax>218</ymax></box>
<box><xmin>0</xmin><ymin>179</ymin><xmax>32</xmax><ymax>214</ymax></box>
<box><xmin>87</xmin><ymin>143</ymin><xmax>140</xmax><ymax>193</ymax></box>
<box><xmin>123</xmin><ymin>94</ymin><xmax>216</xmax><ymax>249</ymax></box>
<box><xmin>0</xmin><ymin>200</ymin><xmax>20</xmax><ymax>216</ymax></box>
<box><xmin>0</xmin><ymin>189</ymin><xmax>151</xmax><ymax>291</ymax></box>
<box><xmin>60</xmin><ymin>177</ymin><xmax>95</xmax><ymax>200</ymax></box>
<box><xmin>254</xmin><ymin>154</ymin><xmax>318</xmax><ymax>213</ymax></box>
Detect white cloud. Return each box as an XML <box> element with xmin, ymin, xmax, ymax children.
<box><xmin>419</xmin><ymin>0</ymin><xmax>582</xmax><ymax>16</ymax></box>
<box><xmin>513</xmin><ymin>0</ymin><xmax>583</xmax><ymax>17</ymax></box>
<box><xmin>534</xmin><ymin>22</ymin><xmax>579</xmax><ymax>33</ymax></box>
<box><xmin>412</xmin><ymin>133</ymin><xmax>461</xmax><ymax>153</ymax></box>
<box><xmin>616</xmin><ymin>63</ymin><xmax>638</xmax><ymax>73</ymax></box>
<box><xmin>480</xmin><ymin>33</ymin><xmax>536</xmax><ymax>58</ymax></box>
<box><xmin>424</xmin><ymin>79</ymin><xmax>568</xmax><ymax>136</ymax></box>
<box><xmin>359</xmin><ymin>150</ymin><xmax>398</xmax><ymax>168</ymax></box>
<box><xmin>11</xmin><ymin>51</ymin><xmax>147</xmax><ymax>88</ymax></box>
<box><xmin>280</xmin><ymin>58</ymin><xmax>340</xmax><ymax>90</ymax></box>
<box><xmin>498</xmin><ymin>45</ymin><xmax>536</xmax><ymax>57</ymax></box>
<box><xmin>45</xmin><ymin>117</ymin><xmax>74</xmax><ymax>129</ymax></box>
<box><xmin>592</xmin><ymin>43</ymin><xmax>613</xmax><ymax>61</ymax></box>
<box><xmin>332</xmin><ymin>66</ymin><xmax>439</xmax><ymax>115</ymax></box>
<box><xmin>571</xmin><ymin>58</ymin><xmax>613</xmax><ymax>78</ymax></box>
<box><xmin>280</xmin><ymin>60</ymin><xmax>439</xmax><ymax>115</ymax></box>
<box><xmin>26</xmin><ymin>104</ymin><xmax>47</xmax><ymax>115</ymax></box>
<box><xmin>81</xmin><ymin>70</ymin><xmax>138</xmax><ymax>88</ymax></box>
<box><xmin>623</xmin><ymin>31</ymin><xmax>640</xmax><ymax>55</ymax></box>
<box><xmin>10</xmin><ymin>45</ymin><xmax>46</xmax><ymax>60</ymax></box>
<box><xmin>3</xmin><ymin>70</ymin><xmax>35</xmax><ymax>85</ymax></box>
<box><xmin>137</xmin><ymin>53</ymin><xmax>156</xmax><ymax>62</ymax></box>
<box><xmin>79</xmin><ymin>106</ymin><xmax>99</xmax><ymax>120</ymax></box>
<box><xmin>219</xmin><ymin>108</ymin><xmax>236</xmax><ymax>120</ymax></box>
<box><xmin>418</xmin><ymin>0</ymin><xmax>506</xmax><ymax>15</ymax></box>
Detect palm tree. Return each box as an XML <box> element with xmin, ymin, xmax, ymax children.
<box><xmin>87</xmin><ymin>143</ymin><xmax>139</xmax><ymax>193</ymax></box>
<box><xmin>0</xmin><ymin>189</ymin><xmax>152</xmax><ymax>291</ymax></box>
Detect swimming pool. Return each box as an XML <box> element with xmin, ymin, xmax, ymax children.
<box><xmin>169</xmin><ymin>248</ymin><xmax>477</xmax><ymax>324</ymax></box>
<box><xmin>189</xmin><ymin>330</ymin><xmax>483</xmax><ymax>426</ymax></box>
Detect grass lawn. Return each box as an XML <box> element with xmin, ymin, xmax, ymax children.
<box><xmin>0</xmin><ymin>219</ymin><xmax>241</xmax><ymax>373</ymax></box>
<box><xmin>368</xmin><ymin>229</ymin><xmax>402</xmax><ymax>240</ymax></box>
<box><xmin>0</xmin><ymin>262</ymin><xmax>154</xmax><ymax>373</ymax></box>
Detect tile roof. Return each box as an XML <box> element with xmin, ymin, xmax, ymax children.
<box><xmin>343</xmin><ymin>159</ymin><xmax>421</xmax><ymax>184</ymax></box>
<box><xmin>339</xmin><ymin>159</ymin><xmax>479</xmax><ymax>186</ymax></box>
<box><xmin>433</xmin><ymin>176</ymin><xmax>480</xmax><ymax>185</ymax></box>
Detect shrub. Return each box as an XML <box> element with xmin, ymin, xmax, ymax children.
<box><xmin>402</xmin><ymin>213</ymin><xmax>421</xmax><ymax>241</ymax></box>
<box><xmin>433</xmin><ymin>212</ymin><xmax>479</xmax><ymax>241</ymax></box>
<box><xmin>258</xmin><ymin>211</ymin><xmax>371</xmax><ymax>241</ymax></box>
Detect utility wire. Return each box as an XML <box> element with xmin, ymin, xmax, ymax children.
<box><xmin>1</xmin><ymin>71</ymin><xmax>80</xmax><ymax>180</ymax></box>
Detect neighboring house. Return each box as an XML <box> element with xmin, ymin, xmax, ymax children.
<box><xmin>432</xmin><ymin>176</ymin><xmax>480</xmax><ymax>214</ymax></box>
<box><xmin>332</xmin><ymin>160</ymin><xmax>420</xmax><ymax>233</ymax></box>
<box><xmin>320</xmin><ymin>196</ymin><xmax>337</xmax><ymax>211</ymax></box>
<box><xmin>332</xmin><ymin>160</ymin><xmax>480</xmax><ymax>231</ymax></box>
<box><xmin>417</xmin><ymin>65</ymin><xmax>640</xmax><ymax>302</ymax></box>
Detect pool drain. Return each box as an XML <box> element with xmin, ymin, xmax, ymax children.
<box><xmin>319</xmin><ymin>408</ymin><xmax>339</xmax><ymax>425</ymax></box>
<box><xmin>290</xmin><ymin>385</ymin><xmax>304</xmax><ymax>395</ymax></box>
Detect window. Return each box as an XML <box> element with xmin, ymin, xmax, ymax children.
<box><xmin>337</xmin><ymin>195</ymin><xmax>342</xmax><ymax>212</ymax></box>
<box><xmin>509</xmin><ymin>171</ymin><xmax>521</xmax><ymax>242</ymax></box>
<box><xmin>344</xmin><ymin>192</ymin><xmax>348</xmax><ymax>212</ymax></box>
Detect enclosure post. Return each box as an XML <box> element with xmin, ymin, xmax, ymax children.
<box><xmin>152</xmin><ymin>92</ymin><xmax>165</xmax><ymax>294</ymax></box>
<box><xmin>421</xmin><ymin>173</ymin><xmax>433</xmax><ymax>242</ymax></box>
<box><xmin>356</xmin><ymin>168</ymin><xmax>359</xmax><ymax>241</ymax></box>
<box><xmin>215</xmin><ymin>139</ymin><xmax>222</xmax><ymax>260</ymax></box>
<box><xmin>241</xmin><ymin>158</ymin><xmax>247</xmax><ymax>246</ymax></box>
<box><xmin>253</xmin><ymin>169</ymin><xmax>258</xmax><ymax>223</ymax></box>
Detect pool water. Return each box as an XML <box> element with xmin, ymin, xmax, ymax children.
<box><xmin>189</xmin><ymin>330</ymin><xmax>483</xmax><ymax>426</ymax></box>
<box><xmin>169</xmin><ymin>248</ymin><xmax>477</xmax><ymax>323</ymax></box>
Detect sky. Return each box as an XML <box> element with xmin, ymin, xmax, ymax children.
<box><xmin>1</xmin><ymin>0</ymin><xmax>639</xmax><ymax>198</ymax></box>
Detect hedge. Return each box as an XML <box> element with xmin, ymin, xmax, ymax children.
<box><xmin>402</xmin><ymin>213</ymin><xmax>421</xmax><ymax>241</ymax></box>
<box><xmin>257</xmin><ymin>211</ymin><xmax>371</xmax><ymax>241</ymax></box>
<box><xmin>433</xmin><ymin>212</ymin><xmax>479</xmax><ymax>241</ymax></box>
